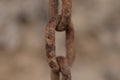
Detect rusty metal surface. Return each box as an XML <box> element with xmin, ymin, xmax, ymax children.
<box><xmin>45</xmin><ymin>0</ymin><xmax>75</xmax><ymax>80</ymax></box>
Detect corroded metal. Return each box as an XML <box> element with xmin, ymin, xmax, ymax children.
<box><xmin>45</xmin><ymin>0</ymin><xmax>75</xmax><ymax>80</ymax></box>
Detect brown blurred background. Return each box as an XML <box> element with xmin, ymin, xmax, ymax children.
<box><xmin>0</xmin><ymin>0</ymin><xmax>120</xmax><ymax>80</ymax></box>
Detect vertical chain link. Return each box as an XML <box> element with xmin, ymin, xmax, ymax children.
<box><xmin>45</xmin><ymin>0</ymin><xmax>75</xmax><ymax>80</ymax></box>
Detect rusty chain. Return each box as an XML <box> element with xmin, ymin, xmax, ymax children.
<box><xmin>45</xmin><ymin>0</ymin><xmax>75</xmax><ymax>80</ymax></box>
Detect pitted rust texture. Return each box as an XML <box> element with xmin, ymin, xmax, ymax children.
<box><xmin>46</xmin><ymin>16</ymin><xmax>60</xmax><ymax>72</ymax></box>
<box><xmin>56</xmin><ymin>0</ymin><xmax>72</xmax><ymax>31</ymax></box>
<box><xmin>45</xmin><ymin>0</ymin><xmax>75</xmax><ymax>80</ymax></box>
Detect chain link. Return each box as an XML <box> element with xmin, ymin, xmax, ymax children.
<box><xmin>45</xmin><ymin>0</ymin><xmax>75</xmax><ymax>80</ymax></box>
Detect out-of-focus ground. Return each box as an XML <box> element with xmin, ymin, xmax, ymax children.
<box><xmin>0</xmin><ymin>0</ymin><xmax>120</xmax><ymax>80</ymax></box>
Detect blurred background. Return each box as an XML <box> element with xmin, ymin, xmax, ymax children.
<box><xmin>0</xmin><ymin>0</ymin><xmax>120</xmax><ymax>80</ymax></box>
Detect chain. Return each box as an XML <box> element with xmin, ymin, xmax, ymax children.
<box><xmin>45</xmin><ymin>0</ymin><xmax>75</xmax><ymax>80</ymax></box>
